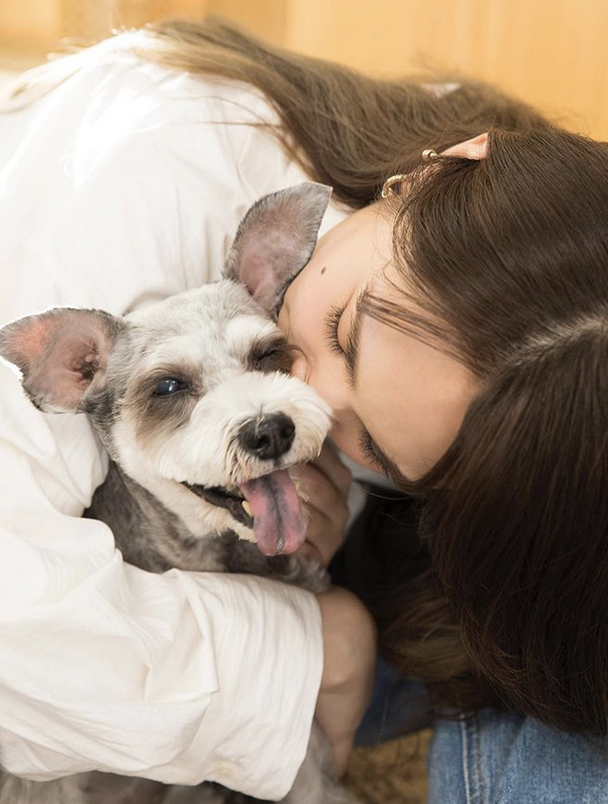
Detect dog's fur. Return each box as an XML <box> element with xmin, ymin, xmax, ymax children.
<box><xmin>0</xmin><ymin>184</ymin><xmax>360</xmax><ymax>804</ymax></box>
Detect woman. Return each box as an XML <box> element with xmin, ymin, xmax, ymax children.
<box><xmin>1</xmin><ymin>16</ymin><xmax>608</xmax><ymax>803</ymax></box>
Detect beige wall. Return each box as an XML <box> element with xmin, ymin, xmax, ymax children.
<box><xmin>0</xmin><ymin>0</ymin><xmax>61</xmax><ymax>56</ymax></box>
<box><xmin>1</xmin><ymin>0</ymin><xmax>607</xmax><ymax>137</ymax></box>
<box><xmin>274</xmin><ymin>0</ymin><xmax>607</xmax><ymax>137</ymax></box>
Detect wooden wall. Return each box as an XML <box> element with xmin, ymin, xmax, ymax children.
<box><xmin>1</xmin><ymin>0</ymin><xmax>607</xmax><ymax>138</ymax></box>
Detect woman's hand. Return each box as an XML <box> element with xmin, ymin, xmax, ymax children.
<box><xmin>315</xmin><ymin>587</ymin><xmax>377</xmax><ymax>778</ymax></box>
<box><xmin>295</xmin><ymin>444</ymin><xmax>352</xmax><ymax>567</ymax></box>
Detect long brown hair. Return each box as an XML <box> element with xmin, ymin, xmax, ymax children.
<box><xmin>136</xmin><ymin>17</ymin><xmax>545</xmax><ymax>207</ymax></box>
<box><xmin>382</xmin><ymin>128</ymin><xmax>608</xmax><ymax>734</ymax></box>
<box><xmin>139</xmin><ymin>19</ymin><xmax>608</xmax><ymax>736</ymax></box>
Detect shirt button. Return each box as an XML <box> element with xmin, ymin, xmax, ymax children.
<box><xmin>214</xmin><ymin>761</ymin><xmax>234</xmax><ymax>779</ymax></box>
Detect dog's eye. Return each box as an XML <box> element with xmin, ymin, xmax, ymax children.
<box><xmin>257</xmin><ymin>348</ymin><xmax>281</xmax><ymax>365</ymax></box>
<box><xmin>152</xmin><ymin>377</ymin><xmax>189</xmax><ymax>397</ymax></box>
<box><xmin>250</xmin><ymin>343</ymin><xmax>293</xmax><ymax>374</ymax></box>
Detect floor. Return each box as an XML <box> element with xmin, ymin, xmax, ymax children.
<box><xmin>344</xmin><ymin>730</ymin><xmax>431</xmax><ymax>804</ymax></box>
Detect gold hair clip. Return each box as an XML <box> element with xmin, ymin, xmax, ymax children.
<box><xmin>382</xmin><ymin>147</ymin><xmax>440</xmax><ymax>198</ymax></box>
<box><xmin>381</xmin><ymin>174</ymin><xmax>407</xmax><ymax>198</ymax></box>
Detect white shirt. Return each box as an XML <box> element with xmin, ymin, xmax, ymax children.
<box><xmin>0</xmin><ymin>32</ymin><xmax>348</xmax><ymax>799</ymax></box>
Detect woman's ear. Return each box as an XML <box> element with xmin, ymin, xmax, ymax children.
<box><xmin>442</xmin><ymin>132</ymin><xmax>489</xmax><ymax>160</ymax></box>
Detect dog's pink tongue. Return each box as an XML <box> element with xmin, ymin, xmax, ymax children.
<box><xmin>240</xmin><ymin>470</ymin><xmax>306</xmax><ymax>556</ymax></box>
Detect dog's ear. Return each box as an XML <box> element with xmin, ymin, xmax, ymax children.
<box><xmin>223</xmin><ymin>183</ymin><xmax>332</xmax><ymax>315</ymax></box>
<box><xmin>0</xmin><ymin>308</ymin><xmax>122</xmax><ymax>412</ymax></box>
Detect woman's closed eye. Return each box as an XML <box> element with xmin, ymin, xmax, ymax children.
<box><xmin>358</xmin><ymin>429</ymin><xmax>388</xmax><ymax>473</ymax></box>
<box><xmin>323</xmin><ymin>295</ymin><xmax>365</xmax><ymax>388</ymax></box>
<box><xmin>359</xmin><ymin>429</ymin><xmax>409</xmax><ymax>486</ymax></box>
<box><xmin>324</xmin><ymin>303</ymin><xmax>359</xmax><ymax>387</ymax></box>
<box><xmin>324</xmin><ymin>304</ymin><xmax>346</xmax><ymax>355</ymax></box>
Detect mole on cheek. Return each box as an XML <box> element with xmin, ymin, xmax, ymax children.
<box><xmin>320</xmin><ymin>266</ymin><xmax>327</xmax><ymax>275</ymax></box>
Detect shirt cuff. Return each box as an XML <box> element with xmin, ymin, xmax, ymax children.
<box><xmin>146</xmin><ymin>570</ymin><xmax>323</xmax><ymax>800</ymax></box>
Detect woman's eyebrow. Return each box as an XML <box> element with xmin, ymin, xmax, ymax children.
<box><xmin>344</xmin><ymin>293</ymin><xmax>366</xmax><ymax>388</ymax></box>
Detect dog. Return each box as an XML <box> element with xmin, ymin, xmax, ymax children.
<box><xmin>0</xmin><ymin>183</ymin><xmax>360</xmax><ymax>804</ymax></box>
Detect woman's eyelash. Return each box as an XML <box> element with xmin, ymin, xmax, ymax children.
<box><xmin>324</xmin><ymin>304</ymin><xmax>345</xmax><ymax>355</ymax></box>
<box><xmin>358</xmin><ymin>430</ymin><xmax>385</xmax><ymax>472</ymax></box>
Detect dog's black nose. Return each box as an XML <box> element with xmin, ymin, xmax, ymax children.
<box><xmin>238</xmin><ymin>413</ymin><xmax>296</xmax><ymax>460</ymax></box>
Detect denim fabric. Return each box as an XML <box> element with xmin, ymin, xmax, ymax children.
<box><xmin>357</xmin><ymin>660</ymin><xmax>608</xmax><ymax>803</ymax></box>
<box><xmin>355</xmin><ymin>658</ymin><xmax>431</xmax><ymax>746</ymax></box>
<box><xmin>429</xmin><ymin>709</ymin><xmax>608</xmax><ymax>804</ymax></box>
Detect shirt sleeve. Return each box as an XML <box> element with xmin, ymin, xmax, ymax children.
<box><xmin>0</xmin><ymin>366</ymin><xmax>323</xmax><ymax>800</ymax></box>
<box><xmin>0</xmin><ymin>36</ymin><xmax>325</xmax><ymax>800</ymax></box>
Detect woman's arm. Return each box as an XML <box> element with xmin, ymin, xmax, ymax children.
<box><xmin>316</xmin><ymin>588</ymin><xmax>377</xmax><ymax>777</ymax></box>
<box><xmin>294</xmin><ymin>445</ymin><xmax>377</xmax><ymax>777</ymax></box>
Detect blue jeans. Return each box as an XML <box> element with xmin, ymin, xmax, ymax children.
<box><xmin>356</xmin><ymin>658</ymin><xmax>608</xmax><ymax>803</ymax></box>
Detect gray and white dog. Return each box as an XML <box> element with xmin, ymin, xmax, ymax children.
<box><xmin>0</xmin><ymin>184</ymin><xmax>360</xmax><ymax>804</ymax></box>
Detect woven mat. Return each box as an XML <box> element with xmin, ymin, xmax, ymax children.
<box><xmin>343</xmin><ymin>730</ymin><xmax>431</xmax><ymax>804</ymax></box>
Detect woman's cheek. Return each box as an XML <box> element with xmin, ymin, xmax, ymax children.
<box><xmin>324</xmin><ymin>418</ymin><xmax>352</xmax><ymax>459</ymax></box>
